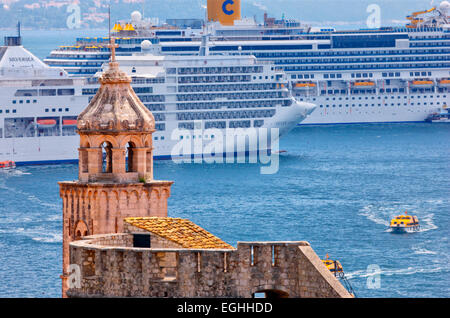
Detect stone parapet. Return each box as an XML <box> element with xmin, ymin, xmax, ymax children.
<box><xmin>67</xmin><ymin>234</ymin><xmax>352</xmax><ymax>298</ymax></box>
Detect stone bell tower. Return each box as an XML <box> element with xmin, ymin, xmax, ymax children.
<box><xmin>59</xmin><ymin>39</ymin><xmax>173</xmax><ymax>297</ymax></box>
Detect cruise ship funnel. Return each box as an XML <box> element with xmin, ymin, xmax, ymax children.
<box><xmin>207</xmin><ymin>0</ymin><xmax>241</xmax><ymax>26</ymax></box>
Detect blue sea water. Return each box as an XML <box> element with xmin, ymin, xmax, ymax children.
<box><xmin>0</xmin><ymin>124</ymin><xmax>449</xmax><ymax>298</ymax></box>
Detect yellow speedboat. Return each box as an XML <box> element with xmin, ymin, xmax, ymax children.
<box><xmin>389</xmin><ymin>211</ymin><xmax>420</xmax><ymax>233</ymax></box>
<box><xmin>322</xmin><ymin>254</ymin><xmax>344</xmax><ymax>277</ymax></box>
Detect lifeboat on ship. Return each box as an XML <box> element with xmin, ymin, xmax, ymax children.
<box><xmin>410</xmin><ymin>79</ymin><xmax>434</xmax><ymax>88</ymax></box>
<box><xmin>438</xmin><ymin>78</ymin><xmax>450</xmax><ymax>87</ymax></box>
<box><xmin>36</xmin><ymin>119</ymin><xmax>57</xmax><ymax>129</ymax></box>
<box><xmin>294</xmin><ymin>82</ymin><xmax>316</xmax><ymax>90</ymax></box>
<box><xmin>0</xmin><ymin>161</ymin><xmax>16</xmax><ymax>170</ymax></box>
<box><xmin>353</xmin><ymin>81</ymin><xmax>376</xmax><ymax>89</ymax></box>
<box><xmin>389</xmin><ymin>211</ymin><xmax>420</xmax><ymax>233</ymax></box>
<box><xmin>62</xmin><ymin>119</ymin><xmax>77</xmax><ymax>127</ymax></box>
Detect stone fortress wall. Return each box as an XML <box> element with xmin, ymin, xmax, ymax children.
<box><xmin>67</xmin><ymin>224</ymin><xmax>352</xmax><ymax>298</ymax></box>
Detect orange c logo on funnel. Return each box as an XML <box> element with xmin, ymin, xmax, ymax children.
<box><xmin>222</xmin><ymin>0</ymin><xmax>235</xmax><ymax>15</ymax></box>
<box><xmin>208</xmin><ymin>0</ymin><xmax>241</xmax><ymax>25</ymax></box>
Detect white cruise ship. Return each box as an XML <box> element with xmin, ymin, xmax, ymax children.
<box><xmin>0</xmin><ymin>34</ymin><xmax>87</xmax><ymax>165</ymax></box>
<box><xmin>0</xmin><ymin>34</ymin><xmax>315</xmax><ymax>165</ymax></box>
<box><xmin>44</xmin><ymin>1</ymin><xmax>450</xmax><ymax>125</ymax></box>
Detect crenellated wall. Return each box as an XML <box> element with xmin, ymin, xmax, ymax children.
<box><xmin>66</xmin><ymin>234</ymin><xmax>352</xmax><ymax>298</ymax></box>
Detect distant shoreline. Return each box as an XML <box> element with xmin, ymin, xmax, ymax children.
<box><xmin>0</xmin><ymin>28</ymin><xmax>109</xmax><ymax>31</ymax></box>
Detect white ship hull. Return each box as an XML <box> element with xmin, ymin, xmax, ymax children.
<box><xmin>0</xmin><ymin>99</ymin><xmax>312</xmax><ymax>165</ymax></box>
<box><xmin>298</xmin><ymin>92</ymin><xmax>448</xmax><ymax>125</ymax></box>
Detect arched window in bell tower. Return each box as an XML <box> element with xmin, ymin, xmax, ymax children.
<box><xmin>81</xmin><ymin>142</ymin><xmax>90</xmax><ymax>173</ymax></box>
<box><xmin>101</xmin><ymin>142</ymin><xmax>113</xmax><ymax>173</ymax></box>
<box><xmin>126</xmin><ymin>142</ymin><xmax>137</xmax><ymax>173</ymax></box>
<box><xmin>145</xmin><ymin>140</ymin><xmax>152</xmax><ymax>174</ymax></box>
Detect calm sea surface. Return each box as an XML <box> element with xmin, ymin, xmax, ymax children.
<box><xmin>0</xmin><ymin>31</ymin><xmax>449</xmax><ymax>298</ymax></box>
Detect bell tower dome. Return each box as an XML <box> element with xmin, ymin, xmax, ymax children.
<box><xmin>59</xmin><ymin>39</ymin><xmax>173</xmax><ymax>297</ymax></box>
<box><xmin>77</xmin><ymin>41</ymin><xmax>155</xmax><ymax>183</ymax></box>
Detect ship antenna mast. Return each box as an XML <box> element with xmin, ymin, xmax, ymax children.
<box><xmin>108</xmin><ymin>3</ymin><xmax>111</xmax><ymax>44</ymax></box>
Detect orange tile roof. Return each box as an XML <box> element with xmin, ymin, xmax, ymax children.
<box><xmin>124</xmin><ymin>217</ymin><xmax>234</xmax><ymax>250</ymax></box>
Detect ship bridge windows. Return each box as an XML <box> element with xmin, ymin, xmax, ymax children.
<box><xmin>39</xmin><ymin>89</ymin><xmax>57</xmax><ymax>96</ymax></box>
<box><xmin>14</xmin><ymin>89</ymin><xmax>38</xmax><ymax>97</ymax></box>
<box><xmin>57</xmin><ymin>89</ymin><xmax>75</xmax><ymax>96</ymax></box>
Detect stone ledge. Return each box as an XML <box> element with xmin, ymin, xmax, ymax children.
<box><xmin>59</xmin><ymin>181</ymin><xmax>174</xmax><ymax>187</ymax></box>
<box><xmin>238</xmin><ymin>241</ymin><xmax>310</xmax><ymax>247</ymax></box>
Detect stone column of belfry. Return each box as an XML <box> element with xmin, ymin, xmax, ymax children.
<box><xmin>59</xmin><ymin>38</ymin><xmax>173</xmax><ymax>298</ymax></box>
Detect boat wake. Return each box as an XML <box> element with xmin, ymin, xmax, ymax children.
<box><xmin>359</xmin><ymin>205</ymin><xmax>390</xmax><ymax>227</ymax></box>
<box><xmin>417</xmin><ymin>214</ymin><xmax>438</xmax><ymax>233</ymax></box>
<box><xmin>346</xmin><ymin>264</ymin><xmax>449</xmax><ymax>280</ymax></box>
<box><xmin>0</xmin><ymin>226</ymin><xmax>62</xmax><ymax>244</ymax></box>
<box><xmin>411</xmin><ymin>246</ymin><xmax>437</xmax><ymax>255</ymax></box>
<box><xmin>0</xmin><ymin>169</ymin><xmax>31</xmax><ymax>176</ymax></box>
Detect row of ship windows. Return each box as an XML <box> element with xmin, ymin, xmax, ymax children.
<box><xmin>0</xmin><ymin>121</ymin><xmax>168</xmax><ymax>138</ymax></box>
<box><xmin>0</xmin><ymin>109</ymin><xmax>17</xmax><ymax>114</ymax></box>
<box><xmin>14</xmin><ymin>89</ymin><xmax>75</xmax><ymax>97</ymax></box>
<box><xmin>252</xmin><ymin>75</ymin><xmax>278</xmax><ymax>81</ymax></box>
<box><xmin>253</xmin><ymin>48</ymin><xmax>450</xmax><ymax>58</ymax></box>
<box><xmin>49</xmin><ymin>62</ymin><xmax>103</xmax><ymax>67</ymax></box>
<box><xmin>306</xmin><ymin>88</ymin><xmax>448</xmax><ymax>95</ymax></box>
<box><xmin>83</xmin><ymin>88</ymin><xmax>163</xmax><ymax>97</ymax></box>
<box><xmin>284</xmin><ymin>62</ymin><xmax>450</xmax><ymax>72</ymax></box>
<box><xmin>317</xmin><ymin>94</ymin><xmax>448</xmax><ymax>102</ymax></box>
<box><xmin>177</xmin><ymin>66</ymin><xmax>263</xmax><ymax>75</ymax></box>
<box><xmin>176</xmin><ymin>110</ymin><xmax>276</xmax><ymax>121</ymax></box>
<box><xmin>411</xmin><ymin>43</ymin><xmax>450</xmax><ymax>47</ymax></box>
<box><xmin>319</xmin><ymin>102</ymin><xmax>446</xmax><ymax>108</ymax></box>
<box><xmin>55</xmin><ymin>47</ymin><xmax>450</xmax><ymax>65</ymax></box>
<box><xmin>145</xmin><ymin>104</ymin><xmax>165</xmax><ymax>112</ymax></box>
<box><xmin>178</xmin><ymin>120</ymin><xmax>265</xmax><ymax>131</ymax></box>
<box><xmin>300</xmin><ymin>92</ymin><xmax>447</xmax><ymax>101</ymax></box>
<box><xmin>176</xmin><ymin>92</ymin><xmax>287</xmax><ymax>102</ymax></box>
<box><xmin>139</xmin><ymin>95</ymin><xmax>165</xmax><ymax>103</ymax></box>
<box><xmin>176</xmin><ymin>100</ymin><xmax>290</xmax><ymax>110</ymax></box>
<box><xmin>411</xmin><ymin>34</ymin><xmax>450</xmax><ymax>39</ymax></box>
<box><xmin>132</xmin><ymin>78</ymin><xmax>165</xmax><ymax>85</ymax></box>
<box><xmin>178</xmin><ymin>75</ymin><xmax>252</xmax><ymax>84</ymax></box>
<box><xmin>275</xmin><ymin>55</ymin><xmax>449</xmax><ymax>65</ymax></box>
<box><xmin>178</xmin><ymin>83</ymin><xmax>280</xmax><ymax>93</ymax></box>
<box><xmin>12</xmin><ymin>99</ymin><xmax>37</xmax><ymax>104</ymax></box>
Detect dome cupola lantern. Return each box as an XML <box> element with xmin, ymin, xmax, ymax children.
<box><xmin>77</xmin><ymin>38</ymin><xmax>155</xmax><ymax>183</ymax></box>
